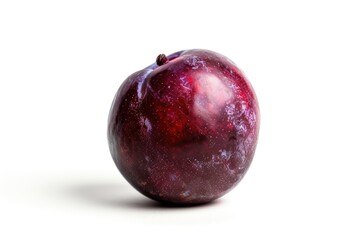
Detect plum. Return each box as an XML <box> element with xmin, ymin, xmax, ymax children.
<box><xmin>108</xmin><ymin>49</ymin><xmax>260</xmax><ymax>205</ymax></box>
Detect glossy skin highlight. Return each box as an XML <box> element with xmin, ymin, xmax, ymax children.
<box><xmin>108</xmin><ymin>49</ymin><xmax>260</xmax><ymax>205</ymax></box>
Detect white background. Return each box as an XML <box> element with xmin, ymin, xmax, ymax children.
<box><xmin>1</xmin><ymin>0</ymin><xmax>359</xmax><ymax>239</ymax></box>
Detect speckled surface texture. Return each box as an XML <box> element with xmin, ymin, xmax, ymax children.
<box><xmin>108</xmin><ymin>49</ymin><xmax>260</xmax><ymax>205</ymax></box>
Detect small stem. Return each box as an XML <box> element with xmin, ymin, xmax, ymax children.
<box><xmin>156</xmin><ymin>54</ymin><xmax>168</xmax><ymax>66</ymax></box>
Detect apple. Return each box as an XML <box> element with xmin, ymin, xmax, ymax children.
<box><xmin>108</xmin><ymin>49</ymin><xmax>260</xmax><ymax>205</ymax></box>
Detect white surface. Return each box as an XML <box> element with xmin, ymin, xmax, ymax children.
<box><xmin>1</xmin><ymin>0</ymin><xmax>359</xmax><ymax>239</ymax></box>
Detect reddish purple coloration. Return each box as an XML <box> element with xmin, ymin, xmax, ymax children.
<box><xmin>108</xmin><ymin>49</ymin><xmax>260</xmax><ymax>205</ymax></box>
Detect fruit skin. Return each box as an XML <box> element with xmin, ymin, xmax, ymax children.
<box><xmin>108</xmin><ymin>49</ymin><xmax>260</xmax><ymax>205</ymax></box>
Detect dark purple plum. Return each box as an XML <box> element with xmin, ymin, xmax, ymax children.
<box><xmin>108</xmin><ymin>49</ymin><xmax>260</xmax><ymax>205</ymax></box>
